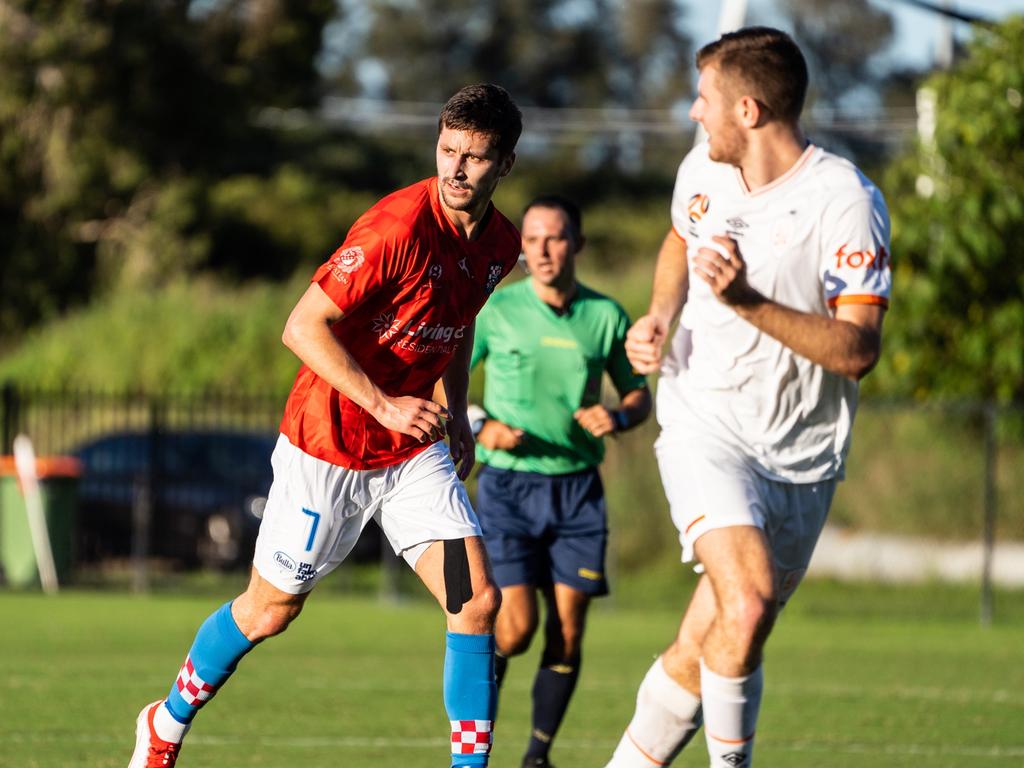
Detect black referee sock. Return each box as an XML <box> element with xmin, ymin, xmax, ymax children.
<box><xmin>524</xmin><ymin>661</ymin><xmax>580</xmax><ymax>759</ymax></box>
<box><xmin>495</xmin><ymin>652</ymin><xmax>509</xmax><ymax>689</ymax></box>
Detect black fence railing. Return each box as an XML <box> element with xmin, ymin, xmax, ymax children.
<box><xmin>0</xmin><ymin>384</ymin><xmax>285</xmax><ymax>457</ymax></box>
<box><xmin>0</xmin><ymin>384</ymin><xmax>395</xmax><ymax>592</ymax></box>
<box><xmin>1</xmin><ymin>384</ymin><xmax>1020</xmax><ymax>621</ymax></box>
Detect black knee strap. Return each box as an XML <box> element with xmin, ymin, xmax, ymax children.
<box><xmin>443</xmin><ymin>538</ymin><xmax>473</xmax><ymax>614</ymax></box>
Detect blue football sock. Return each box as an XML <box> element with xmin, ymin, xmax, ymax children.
<box><xmin>164</xmin><ymin>601</ymin><xmax>255</xmax><ymax>724</ymax></box>
<box><xmin>444</xmin><ymin>632</ymin><xmax>496</xmax><ymax>766</ymax></box>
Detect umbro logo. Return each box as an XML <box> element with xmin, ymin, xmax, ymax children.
<box><xmin>721</xmin><ymin>752</ymin><xmax>748</xmax><ymax>767</ymax></box>
<box><xmin>726</xmin><ymin>217</ymin><xmax>748</xmax><ymax>229</ymax></box>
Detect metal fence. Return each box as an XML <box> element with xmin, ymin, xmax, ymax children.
<box><xmin>1</xmin><ymin>385</ymin><xmax>1020</xmax><ymax>619</ymax></box>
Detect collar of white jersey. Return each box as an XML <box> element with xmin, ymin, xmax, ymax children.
<box><xmin>732</xmin><ymin>143</ymin><xmax>817</xmax><ymax>198</ymax></box>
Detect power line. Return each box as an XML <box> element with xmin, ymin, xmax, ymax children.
<box><xmin>258</xmin><ymin>97</ymin><xmax>919</xmax><ymax>146</ymax></box>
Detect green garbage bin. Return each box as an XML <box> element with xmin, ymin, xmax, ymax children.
<box><xmin>0</xmin><ymin>455</ymin><xmax>82</xmax><ymax>588</ymax></box>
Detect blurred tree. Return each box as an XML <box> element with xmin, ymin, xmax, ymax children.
<box><xmin>0</xmin><ymin>0</ymin><xmax>338</xmax><ymax>343</ymax></box>
<box><xmin>780</xmin><ymin>0</ymin><xmax>894</xmax><ymax>110</ymax></box>
<box><xmin>868</xmin><ymin>16</ymin><xmax>1024</xmax><ymax>404</ymax></box>
<box><xmin>331</xmin><ymin>0</ymin><xmax>690</xmax><ymax>109</ymax></box>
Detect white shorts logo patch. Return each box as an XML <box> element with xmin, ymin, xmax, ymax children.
<box><xmin>273</xmin><ymin>551</ymin><xmax>297</xmax><ymax>572</ymax></box>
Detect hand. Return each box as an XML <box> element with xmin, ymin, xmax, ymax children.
<box><xmin>625</xmin><ymin>314</ymin><xmax>668</xmax><ymax>374</ymax></box>
<box><xmin>692</xmin><ymin>235</ymin><xmax>762</xmax><ymax>307</ymax></box>
<box><xmin>574</xmin><ymin>405</ymin><xmax>615</xmax><ymax>438</ymax></box>
<box><xmin>477</xmin><ymin>419</ymin><xmax>525</xmax><ymax>451</ymax></box>
<box><xmin>372</xmin><ymin>395</ymin><xmax>449</xmax><ymax>443</ymax></box>
<box><xmin>445</xmin><ymin>411</ymin><xmax>476</xmax><ymax>480</ymax></box>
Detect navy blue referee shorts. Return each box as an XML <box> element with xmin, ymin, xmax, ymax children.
<box><xmin>474</xmin><ymin>464</ymin><xmax>609</xmax><ymax>596</ymax></box>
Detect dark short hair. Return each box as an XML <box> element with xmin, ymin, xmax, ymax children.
<box><xmin>438</xmin><ymin>84</ymin><xmax>523</xmax><ymax>158</ymax></box>
<box><xmin>696</xmin><ymin>26</ymin><xmax>808</xmax><ymax>124</ymax></box>
<box><xmin>523</xmin><ymin>194</ymin><xmax>583</xmax><ymax>243</ymax></box>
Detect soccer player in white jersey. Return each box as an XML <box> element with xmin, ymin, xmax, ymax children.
<box><xmin>604</xmin><ymin>27</ymin><xmax>891</xmax><ymax>768</ymax></box>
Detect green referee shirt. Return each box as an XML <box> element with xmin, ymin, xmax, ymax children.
<box><xmin>471</xmin><ymin>278</ymin><xmax>647</xmax><ymax>475</ymax></box>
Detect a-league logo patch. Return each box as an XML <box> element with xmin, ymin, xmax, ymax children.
<box><xmin>687</xmin><ymin>193</ymin><xmax>710</xmax><ymax>223</ymax></box>
<box><xmin>329</xmin><ymin>246</ymin><xmax>366</xmax><ymax>283</ymax></box>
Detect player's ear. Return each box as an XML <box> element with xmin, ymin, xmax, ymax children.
<box><xmin>737</xmin><ymin>95</ymin><xmax>762</xmax><ymax>129</ymax></box>
<box><xmin>499</xmin><ymin>151</ymin><xmax>516</xmax><ymax>177</ymax></box>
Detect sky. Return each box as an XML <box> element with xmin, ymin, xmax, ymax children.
<box><xmin>687</xmin><ymin>0</ymin><xmax>1024</xmax><ymax>69</ymax></box>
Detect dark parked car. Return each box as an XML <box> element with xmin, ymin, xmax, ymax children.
<box><xmin>73</xmin><ymin>430</ymin><xmax>276</xmax><ymax>569</ymax></box>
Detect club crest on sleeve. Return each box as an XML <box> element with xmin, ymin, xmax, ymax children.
<box><xmin>329</xmin><ymin>246</ymin><xmax>366</xmax><ymax>282</ymax></box>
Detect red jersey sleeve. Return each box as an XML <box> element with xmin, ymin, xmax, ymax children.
<box><xmin>312</xmin><ymin>214</ymin><xmax>408</xmax><ymax>315</ymax></box>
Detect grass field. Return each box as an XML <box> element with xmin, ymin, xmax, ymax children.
<box><xmin>3</xmin><ymin>579</ymin><xmax>1023</xmax><ymax>768</ymax></box>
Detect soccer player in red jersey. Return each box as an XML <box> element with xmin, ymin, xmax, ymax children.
<box><xmin>127</xmin><ymin>84</ymin><xmax>523</xmax><ymax>768</ymax></box>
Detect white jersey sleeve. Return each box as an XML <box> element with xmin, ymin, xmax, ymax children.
<box><xmin>669</xmin><ymin>144</ymin><xmax>711</xmax><ymax>240</ymax></box>
<box><xmin>820</xmin><ymin>186</ymin><xmax>891</xmax><ymax>310</ymax></box>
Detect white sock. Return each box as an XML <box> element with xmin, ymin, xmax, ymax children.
<box><xmin>605</xmin><ymin>656</ymin><xmax>702</xmax><ymax>767</ymax></box>
<box><xmin>154</xmin><ymin>701</ymin><xmax>191</xmax><ymax>744</ymax></box>
<box><xmin>700</xmin><ymin>658</ymin><xmax>763</xmax><ymax>768</ymax></box>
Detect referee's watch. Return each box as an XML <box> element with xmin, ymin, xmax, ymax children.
<box><xmin>612</xmin><ymin>409</ymin><xmax>629</xmax><ymax>433</ymax></box>
<box><xmin>467</xmin><ymin>404</ymin><xmax>488</xmax><ymax>437</ymax></box>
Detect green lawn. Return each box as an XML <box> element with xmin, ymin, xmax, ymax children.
<box><xmin>2</xmin><ymin>580</ymin><xmax>1022</xmax><ymax>768</ymax></box>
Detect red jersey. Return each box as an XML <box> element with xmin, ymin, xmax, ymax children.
<box><xmin>280</xmin><ymin>177</ymin><xmax>521</xmax><ymax>469</ymax></box>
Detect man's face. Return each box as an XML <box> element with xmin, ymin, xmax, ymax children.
<box><xmin>436</xmin><ymin>126</ymin><xmax>513</xmax><ymax>214</ymax></box>
<box><xmin>521</xmin><ymin>205</ymin><xmax>580</xmax><ymax>290</ymax></box>
<box><xmin>689</xmin><ymin>65</ymin><xmax>747</xmax><ymax>165</ymax></box>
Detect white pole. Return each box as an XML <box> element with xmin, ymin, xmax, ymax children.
<box><xmin>13</xmin><ymin>434</ymin><xmax>60</xmax><ymax>594</ymax></box>
<box><xmin>716</xmin><ymin>0</ymin><xmax>748</xmax><ymax>35</ymax></box>
<box><xmin>695</xmin><ymin>0</ymin><xmax>749</xmax><ymax>146</ymax></box>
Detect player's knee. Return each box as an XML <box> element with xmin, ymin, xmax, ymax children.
<box><xmin>721</xmin><ymin>591</ymin><xmax>776</xmax><ymax>645</ymax></box>
<box><xmin>245</xmin><ymin>601</ymin><xmax>304</xmax><ymax>641</ymax></box>
<box><xmin>462</xmin><ymin>581</ymin><xmax>502</xmax><ymax>626</ymax></box>
<box><xmin>544</xmin><ymin>622</ymin><xmax>583</xmax><ymax>663</ymax></box>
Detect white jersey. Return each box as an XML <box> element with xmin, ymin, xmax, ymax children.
<box><xmin>659</xmin><ymin>142</ymin><xmax>891</xmax><ymax>483</ymax></box>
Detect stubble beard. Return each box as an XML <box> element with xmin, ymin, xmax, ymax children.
<box><xmin>440</xmin><ymin>179</ymin><xmax>480</xmax><ymax>212</ymax></box>
<box><xmin>707</xmin><ymin>121</ymin><xmax>747</xmax><ymax>167</ymax></box>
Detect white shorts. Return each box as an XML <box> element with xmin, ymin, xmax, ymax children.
<box><xmin>253</xmin><ymin>435</ymin><xmax>481</xmax><ymax>594</ymax></box>
<box><xmin>655</xmin><ymin>428</ymin><xmax>836</xmax><ymax>605</ymax></box>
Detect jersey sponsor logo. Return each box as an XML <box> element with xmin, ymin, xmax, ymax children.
<box><xmin>273</xmin><ymin>551</ymin><xmax>297</xmax><ymax>572</ymax></box>
<box><xmin>398</xmin><ymin>319</ymin><xmax>467</xmax><ymax>344</ymax></box>
<box><xmin>687</xmin><ymin>193</ymin><xmax>710</xmax><ymax>223</ymax></box>
<box><xmin>833</xmin><ymin>243</ymin><xmax>889</xmax><ymax>271</ymax></box>
<box><xmin>372</xmin><ymin>312</ymin><xmax>401</xmax><ymax>341</ymax></box>
<box><xmin>328</xmin><ymin>246</ymin><xmax>366</xmax><ymax>283</ymax></box>
<box><xmin>296</xmin><ymin>562</ymin><xmax>316</xmax><ymax>581</ymax></box>
<box><xmin>372</xmin><ymin>311</ymin><xmax>468</xmax><ymax>353</ymax></box>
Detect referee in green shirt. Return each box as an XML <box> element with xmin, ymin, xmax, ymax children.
<box><xmin>470</xmin><ymin>195</ymin><xmax>651</xmax><ymax>768</ymax></box>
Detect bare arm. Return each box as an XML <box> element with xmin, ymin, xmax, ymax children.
<box><xmin>441</xmin><ymin>322</ymin><xmax>476</xmax><ymax>479</ymax></box>
<box><xmin>282</xmin><ymin>283</ymin><xmax>447</xmax><ymax>440</ymax></box>
<box><xmin>624</xmin><ymin>230</ymin><xmax>689</xmax><ymax>374</ymax></box>
<box><xmin>693</xmin><ymin>235</ymin><xmax>885</xmax><ymax>380</ymax></box>
<box><xmin>574</xmin><ymin>385</ymin><xmax>653</xmax><ymax>438</ymax></box>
